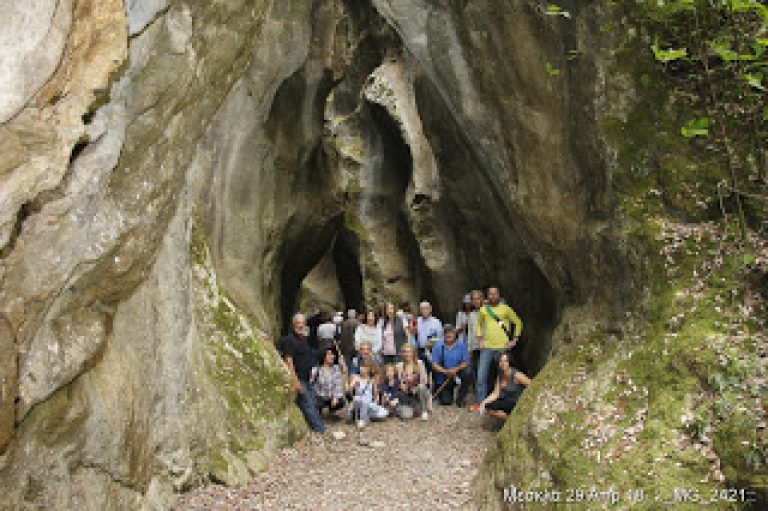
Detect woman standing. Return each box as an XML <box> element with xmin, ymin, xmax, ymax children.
<box><xmin>455</xmin><ymin>294</ymin><xmax>473</xmax><ymax>345</ymax></box>
<box><xmin>478</xmin><ymin>352</ymin><xmax>531</xmax><ymax>419</ymax></box>
<box><xmin>355</xmin><ymin>309</ymin><xmax>382</xmax><ymax>356</ymax></box>
<box><xmin>396</xmin><ymin>343</ymin><xmax>431</xmax><ymax>421</ymax></box>
<box><xmin>380</xmin><ymin>302</ymin><xmax>408</xmax><ymax>365</ymax></box>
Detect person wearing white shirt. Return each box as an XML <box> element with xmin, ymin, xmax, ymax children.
<box><xmin>354</xmin><ymin>309</ymin><xmax>382</xmax><ymax>355</ymax></box>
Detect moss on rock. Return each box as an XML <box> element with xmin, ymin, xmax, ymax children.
<box><xmin>475</xmin><ymin>6</ymin><xmax>767</xmax><ymax>507</ymax></box>
<box><xmin>190</xmin><ymin>216</ymin><xmax>306</xmax><ymax>485</ymax></box>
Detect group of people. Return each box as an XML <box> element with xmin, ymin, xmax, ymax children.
<box><xmin>276</xmin><ymin>286</ymin><xmax>532</xmax><ymax>434</ymax></box>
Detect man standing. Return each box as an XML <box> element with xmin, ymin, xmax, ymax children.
<box><xmin>339</xmin><ymin>309</ymin><xmax>359</xmax><ymax>370</ymax></box>
<box><xmin>416</xmin><ymin>301</ymin><xmax>443</xmax><ymax>376</ymax></box>
<box><xmin>431</xmin><ymin>325</ymin><xmax>473</xmax><ymax>407</ymax></box>
<box><xmin>466</xmin><ymin>290</ymin><xmax>484</xmax><ymax>389</ymax></box>
<box><xmin>277</xmin><ymin>313</ymin><xmax>326</xmax><ymax>433</ymax></box>
<box><xmin>472</xmin><ymin>286</ymin><xmax>523</xmax><ymax>408</ymax></box>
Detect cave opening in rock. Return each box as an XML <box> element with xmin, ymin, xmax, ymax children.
<box><xmin>410</xmin><ymin>75</ymin><xmax>563</xmax><ymax>375</ymax></box>
<box><xmin>332</xmin><ymin>227</ymin><xmax>365</xmax><ymax>313</ymax></box>
<box><xmin>279</xmin><ymin>70</ymin><xmax>561</xmax><ymax>375</ymax></box>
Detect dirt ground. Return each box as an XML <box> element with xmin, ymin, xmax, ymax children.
<box><xmin>175</xmin><ymin>405</ymin><xmax>497</xmax><ymax>510</ymax></box>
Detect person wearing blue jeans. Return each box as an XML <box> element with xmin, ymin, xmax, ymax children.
<box><xmin>416</xmin><ymin>301</ymin><xmax>443</xmax><ymax>379</ymax></box>
<box><xmin>296</xmin><ymin>380</ymin><xmax>326</xmax><ymax>432</ymax></box>
<box><xmin>475</xmin><ymin>348</ymin><xmax>503</xmax><ymax>406</ymax></box>
<box><xmin>277</xmin><ymin>313</ymin><xmax>327</xmax><ymax>433</ymax></box>
<box><xmin>473</xmin><ymin>286</ymin><xmax>523</xmax><ymax>407</ymax></box>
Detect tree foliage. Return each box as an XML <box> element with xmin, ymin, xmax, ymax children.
<box><xmin>628</xmin><ymin>0</ymin><xmax>768</xmax><ymax>237</ymax></box>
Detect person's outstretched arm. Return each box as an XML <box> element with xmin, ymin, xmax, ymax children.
<box><xmin>481</xmin><ymin>378</ymin><xmax>501</xmax><ymax>407</ymax></box>
<box><xmin>514</xmin><ymin>371</ymin><xmax>532</xmax><ymax>387</ymax></box>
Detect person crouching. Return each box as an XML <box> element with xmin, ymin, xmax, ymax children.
<box><xmin>379</xmin><ymin>363</ymin><xmax>401</xmax><ymax>415</ymax></box>
<box><xmin>348</xmin><ymin>362</ymin><xmax>376</xmax><ymax>428</ymax></box>
<box><xmin>431</xmin><ymin>324</ymin><xmax>473</xmax><ymax>407</ymax></box>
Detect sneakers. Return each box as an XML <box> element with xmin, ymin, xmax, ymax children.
<box><xmin>421</xmin><ymin>411</ymin><xmax>428</xmax><ymax>421</ymax></box>
<box><xmin>356</xmin><ymin>420</ymin><xmax>366</xmax><ymax>428</ymax></box>
<box><xmin>470</xmin><ymin>403</ymin><xmax>482</xmax><ymax>412</ymax></box>
<box><xmin>456</xmin><ymin>397</ymin><xmax>466</xmax><ymax>408</ymax></box>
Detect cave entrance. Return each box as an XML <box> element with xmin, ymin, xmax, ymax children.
<box><xmin>332</xmin><ymin>227</ymin><xmax>365</xmax><ymax>314</ymax></box>
<box><xmin>286</xmin><ymin>225</ymin><xmax>366</xmax><ymax>332</ymax></box>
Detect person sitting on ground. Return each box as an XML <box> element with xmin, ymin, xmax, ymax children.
<box><xmin>472</xmin><ymin>286</ymin><xmax>523</xmax><ymax>411</ymax></box>
<box><xmin>348</xmin><ymin>362</ymin><xmax>376</xmax><ymax>428</ymax></box>
<box><xmin>310</xmin><ymin>347</ymin><xmax>345</xmax><ymax>416</ymax></box>
<box><xmin>431</xmin><ymin>324</ymin><xmax>473</xmax><ymax>407</ymax></box>
<box><xmin>355</xmin><ymin>309</ymin><xmax>383</xmax><ymax>356</ymax></box>
<box><xmin>348</xmin><ymin>340</ymin><xmax>381</xmax><ymax>378</ymax></box>
<box><xmin>396</xmin><ymin>343</ymin><xmax>431</xmax><ymax>421</ymax></box>
<box><xmin>277</xmin><ymin>313</ymin><xmax>326</xmax><ymax>433</ymax></box>
<box><xmin>347</xmin><ymin>341</ymin><xmax>380</xmax><ymax>406</ymax></box>
<box><xmin>380</xmin><ymin>302</ymin><xmax>409</xmax><ymax>365</ymax></box>
<box><xmin>478</xmin><ymin>352</ymin><xmax>531</xmax><ymax>420</ymax></box>
<box><xmin>379</xmin><ymin>363</ymin><xmax>401</xmax><ymax>415</ymax></box>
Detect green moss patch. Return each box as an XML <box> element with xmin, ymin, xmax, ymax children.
<box><xmin>189</xmin><ymin>215</ymin><xmax>306</xmax><ymax>484</ymax></box>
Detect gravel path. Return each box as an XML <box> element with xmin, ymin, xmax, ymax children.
<box><xmin>175</xmin><ymin>405</ymin><xmax>497</xmax><ymax>510</ymax></box>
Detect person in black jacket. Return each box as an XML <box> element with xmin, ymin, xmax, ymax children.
<box><xmin>277</xmin><ymin>313</ymin><xmax>326</xmax><ymax>433</ymax></box>
<box><xmin>379</xmin><ymin>363</ymin><xmax>401</xmax><ymax>415</ymax></box>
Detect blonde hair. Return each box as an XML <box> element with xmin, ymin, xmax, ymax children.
<box><xmin>361</xmin><ymin>360</ymin><xmax>379</xmax><ymax>379</ymax></box>
<box><xmin>400</xmin><ymin>343</ymin><xmax>415</xmax><ymax>362</ymax></box>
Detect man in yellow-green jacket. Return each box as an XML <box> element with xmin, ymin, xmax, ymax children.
<box><xmin>472</xmin><ymin>286</ymin><xmax>523</xmax><ymax>406</ymax></box>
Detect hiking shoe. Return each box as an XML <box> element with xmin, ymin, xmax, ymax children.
<box><xmin>420</xmin><ymin>411</ymin><xmax>428</xmax><ymax>421</ymax></box>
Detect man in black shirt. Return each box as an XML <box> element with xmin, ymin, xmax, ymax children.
<box><xmin>277</xmin><ymin>313</ymin><xmax>326</xmax><ymax>433</ymax></box>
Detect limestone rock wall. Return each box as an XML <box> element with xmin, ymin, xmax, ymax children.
<box><xmin>0</xmin><ymin>1</ymin><xmax>331</xmax><ymax>508</ymax></box>
<box><xmin>1</xmin><ymin>0</ymin><xmax>642</xmax><ymax>509</ymax></box>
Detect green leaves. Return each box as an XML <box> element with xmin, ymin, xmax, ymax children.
<box><xmin>744</xmin><ymin>72</ymin><xmax>766</xmax><ymax>90</ymax></box>
<box><xmin>545</xmin><ymin>5</ymin><xmax>571</xmax><ymax>18</ymax></box>
<box><xmin>710</xmin><ymin>40</ymin><xmax>756</xmax><ymax>62</ymax></box>
<box><xmin>545</xmin><ymin>62</ymin><xmax>561</xmax><ymax>76</ymax></box>
<box><xmin>651</xmin><ymin>40</ymin><xmax>688</xmax><ymax>62</ymax></box>
<box><xmin>681</xmin><ymin>117</ymin><xmax>710</xmax><ymax>138</ymax></box>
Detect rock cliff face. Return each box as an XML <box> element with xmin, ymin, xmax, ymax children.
<box><xmin>6</xmin><ymin>0</ymin><xmax>749</xmax><ymax>509</ymax></box>
<box><xmin>0</xmin><ymin>1</ymin><xmax>327</xmax><ymax>508</ymax></box>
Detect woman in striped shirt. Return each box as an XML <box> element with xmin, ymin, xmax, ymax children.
<box><xmin>310</xmin><ymin>348</ymin><xmax>345</xmax><ymax>414</ymax></box>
